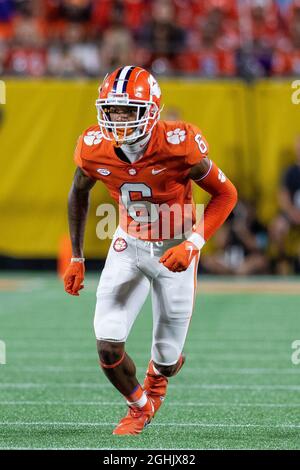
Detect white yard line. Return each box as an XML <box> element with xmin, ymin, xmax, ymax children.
<box><xmin>3</xmin><ymin>366</ymin><xmax>299</xmax><ymax>375</ymax></box>
<box><xmin>0</xmin><ymin>421</ymin><xmax>300</xmax><ymax>429</ymax></box>
<box><xmin>0</xmin><ymin>448</ymin><xmax>220</xmax><ymax>451</ymax></box>
<box><xmin>4</xmin><ymin>352</ymin><xmax>295</xmax><ymax>360</ymax></box>
<box><xmin>1</xmin><ymin>383</ymin><xmax>300</xmax><ymax>391</ymax></box>
<box><xmin>5</xmin><ymin>337</ymin><xmax>295</xmax><ymax>343</ymax></box>
<box><xmin>0</xmin><ymin>401</ymin><xmax>300</xmax><ymax>408</ymax></box>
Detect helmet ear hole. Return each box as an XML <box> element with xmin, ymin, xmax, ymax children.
<box><xmin>149</xmin><ymin>105</ymin><xmax>157</xmax><ymax>118</ymax></box>
<box><xmin>138</xmin><ymin>106</ymin><xmax>147</xmax><ymax>119</ymax></box>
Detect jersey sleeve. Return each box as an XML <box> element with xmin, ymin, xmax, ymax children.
<box><xmin>185</xmin><ymin>123</ymin><xmax>209</xmax><ymax>167</ymax></box>
<box><xmin>74</xmin><ymin>135</ymin><xmax>84</xmax><ymax>167</ymax></box>
<box><xmin>73</xmin><ymin>134</ymin><xmax>91</xmax><ymax>177</ymax></box>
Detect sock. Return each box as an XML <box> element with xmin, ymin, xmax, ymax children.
<box><xmin>125</xmin><ymin>384</ymin><xmax>148</xmax><ymax>408</ymax></box>
<box><xmin>152</xmin><ymin>363</ymin><xmax>162</xmax><ymax>376</ymax></box>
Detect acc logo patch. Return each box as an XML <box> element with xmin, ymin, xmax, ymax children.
<box><xmin>84</xmin><ymin>131</ymin><xmax>103</xmax><ymax>146</ymax></box>
<box><xmin>166</xmin><ymin>128</ymin><xmax>186</xmax><ymax>145</ymax></box>
<box><xmin>113</xmin><ymin>237</ymin><xmax>128</xmax><ymax>252</ymax></box>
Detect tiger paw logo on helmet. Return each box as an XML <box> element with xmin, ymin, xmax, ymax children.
<box><xmin>84</xmin><ymin>131</ymin><xmax>103</xmax><ymax>146</ymax></box>
<box><xmin>148</xmin><ymin>74</ymin><xmax>161</xmax><ymax>99</ymax></box>
<box><xmin>166</xmin><ymin>128</ymin><xmax>186</xmax><ymax>145</ymax></box>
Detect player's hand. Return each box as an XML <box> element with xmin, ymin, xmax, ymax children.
<box><xmin>63</xmin><ymin>260</ymin><xmax>85</xmax><ymax>296</ymax></box>
<box><xmin>159</xmin><ymin>241</ymin><xmax>199</xmax><ymax>272</ymax></box>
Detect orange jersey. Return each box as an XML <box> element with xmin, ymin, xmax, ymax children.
<box><xmin>74</xmin><ymin>120</ymin><xmax>209</xmax><ymax>240</ymax></box>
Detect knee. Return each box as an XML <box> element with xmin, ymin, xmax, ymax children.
<box><xmin>97</xmin><ymin>340</ymin><xmax>124</xmax><ymax>366</ymax></box>
<box><xmin>152</xmin><ymin>341</ymin><xmax>180</xmax><ymax>369</ymax></box>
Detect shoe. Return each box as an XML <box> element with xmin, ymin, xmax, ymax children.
<box><xmin>112</xmin><ymin>398</ymin><xmax>154</xmax><ymax>435</ymax></box>
<box><xmin>143</xmin><ymin>354</ymin><xmax>186</xmax><ymax>415</ymax></box>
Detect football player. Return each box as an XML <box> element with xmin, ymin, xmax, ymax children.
<box><xmin>64</xmin><ymin>65</ymin><xmax>238</xmax><ymax>435</ymax></box>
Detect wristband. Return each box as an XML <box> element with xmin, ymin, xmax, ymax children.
<box><xmin>187</xmin><ymin>232</ymin><xmax>205</xmax><ymax>250</ymax></box>
<box><xmin>71</xmin><ymin>257</ymin><xmax>85</xmax><ymax>263</ymax></box>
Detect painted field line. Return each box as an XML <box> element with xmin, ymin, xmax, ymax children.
<box><xmin>3</xmin><ymin>347</ymin><xmax>293</xmax><ymax>354</ymax></box>
<box><xmin>0</xmin><ymin>448</ymin><xmax>209</xmax><ymax>451</ymax></box>
<box><xmin>196</xmin><ymin>280</ymin><xmax>300</xmax><ymax>294</ymax></box>
<box><xmin>1</xmin><ymin>383</ymin><xmax>300</xmax><ymax>391</ymax></box>
<box><xmin>0</xmin><ymin>401</ymin><xmax>300</xmax><ymax>408</ymax></box>
<box><xmin>5</xmin><ymin>352</ymin><xmax>294</xmax><ymax>359</ymax></box>
<box><xmin>4</xmin><ymin>329</ymin><xmax>294</xmax><ymax>336</ymax></box>
<box><xmin>4</xmin><ymin>365</ymin><xmax>299</xmax><ymax>375</ymax></box>
<box><xmin>5</xmin><ymin>337</ymin><xmax>295</xmax><ymax>343</ymax></box>
<box><xmin>1</xmin><ymin>421</ymin><xmax>300</xmax><ymax>429</ymax></box>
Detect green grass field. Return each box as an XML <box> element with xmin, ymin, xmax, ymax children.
<box><xmin>0</xmin><ymin>273</ymin><xmax>300</xmax><ymax>450</ymax></box>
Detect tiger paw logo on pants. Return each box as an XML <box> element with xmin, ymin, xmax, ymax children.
<box><xmin>166</xmin><ymin>128</ymin><xmax>186</xmax><ymax>145</ymax></box>
<box><xmin>113</xmin><ymin>238</ymin><xmax>128</xmax><ymax>252</ymax></box>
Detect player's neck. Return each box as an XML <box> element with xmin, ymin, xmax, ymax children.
<box><xmin>121</xmin><ymin>133</ymin><xmax>151</xmax><ymax>163</ymax></box>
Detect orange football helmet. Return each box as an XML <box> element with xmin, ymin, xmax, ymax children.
<box><xmin>96</xmin><ymin>66</ymin><xmax>162</xmax><ymax>144</ymax></box>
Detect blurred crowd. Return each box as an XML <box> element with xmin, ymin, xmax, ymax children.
<box><xmin>201</xmin><ymin>136</ymin><xmax>300</xmax><ymax>275</ymax></box>
<box><xmin>1</xmin><ymin>0</ymin><xmax>300</xmax><ymax>78</ymax></box>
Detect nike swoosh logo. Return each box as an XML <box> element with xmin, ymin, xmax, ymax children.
<box><xmin>152</xmin><ymin>168</ymin><xmax>167</xmax><ymax>175</ymax></box>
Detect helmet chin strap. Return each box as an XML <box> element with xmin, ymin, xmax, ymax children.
<box><xmin>120</xmin><ymin>132</ymin><xmax>152</xmax><ymax>163</ymax></box>
<box><xmin>113</xmin><ymin>126</ymin><xmax>149</xmax><ymax>147</ymax></box>
<box><xmin>122</xmin><ymin>131</ymin><xmax>151</xmax><ymax>150</ymax></box>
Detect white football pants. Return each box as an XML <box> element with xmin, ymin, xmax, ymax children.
<box><xmin>94</xmin><ymin>226</ymin><xmax>199</xmax><ymax>366</ymax></box>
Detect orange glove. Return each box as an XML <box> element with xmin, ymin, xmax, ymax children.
<box><xmin>63</xmin><ymin>259</ymin><xmax>85</xmax><ymax>296</ymax></box>
<box><xmin>159</xmin><ymin>241</ymin><xmax>199</xmax><ymax>272</ymax></box>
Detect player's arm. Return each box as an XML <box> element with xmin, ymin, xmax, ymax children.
<box><xmin>64</xmin><ymin>167</ymin><xmax>96</xmax><ymax>296</ymax></box>
<box><xmin>188</xmin><ymin>157</ymin><xmax>238</xmax><ymax>245</ymax></box>
<box><xmin>68</xmin><ymin>167</ymin><xmax>96</xmax><ymax>257</ymax></box>
<box><xmin>160</xmin><ymin>157</ymin><xmax>238</xmax><ymax>272</ymax></box>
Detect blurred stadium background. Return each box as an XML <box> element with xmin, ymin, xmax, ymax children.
<box><xmin>1</xmin><ymin>0</ymin><xmax>300</xmax><ymax>273</ymax></box>
<box><xmin>0</xmin><ymin>0</ymin><xmax>300</xmax><ymax>450</ymax></box>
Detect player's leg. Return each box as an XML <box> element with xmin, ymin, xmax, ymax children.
<box><xmin>143</xmin><ymin>254</ymin><xmax>199</xmax><ymax>414</ymax></box>
<box><xmin>98</xmin><ymin>340</ymin><xmax>138</xmax><ymax>396</ymax></box>
<box><xmin>95</xmin><ymin>275</ymin><xmax>149</xmax><ymax>401</ymax></box>
<box><xmin>98</xmin><ymin>339</ymin><xmax>154</xmax><ymax>435</ymax></box>
<box><xmin>94</xmin><ymin>235</ymin><xmax>154</xmax><ymax>434</ymax></box>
